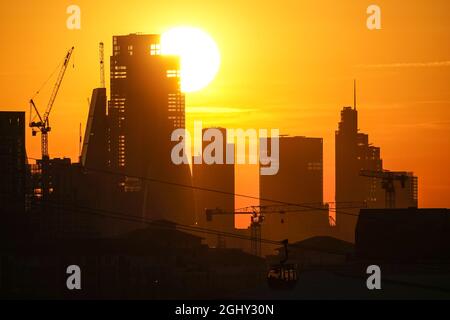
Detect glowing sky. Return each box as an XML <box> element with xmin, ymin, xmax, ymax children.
<box><xmin>1</xmin><ymin>0</ymin><xmax>449</xmax><ymax>210</ymax></box>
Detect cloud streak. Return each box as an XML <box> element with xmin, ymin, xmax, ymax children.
<box><xmin>357</xmin><ymin>61</ymin><xmax>450</xmax><ymax>69</ymax></box>
<box><xmin>186</xmin><ymin>106</ymin><xmax>257</xmax><ymax>114</ymax></box>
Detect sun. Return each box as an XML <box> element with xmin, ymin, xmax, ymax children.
<box><xmin>161</xmin><ymin>27</ymin><xmax>221</xmax><ymax>93</ymax></box>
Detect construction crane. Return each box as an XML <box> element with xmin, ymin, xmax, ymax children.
<box><xmin>29</xmin><ymin>46</ymin><xmax>75</xmax><ymax>159</ymax></box>
<box><xmin>360</xmin><ymin>169</ymin><xmax>408</xmax><ymax>208</ymax></box>
<box><xmin>206</xmin><ymin>203</ymin><xmax>330</xmax><ymax>257</ymax></box>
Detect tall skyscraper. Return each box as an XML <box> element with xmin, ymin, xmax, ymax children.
<box><xmin>260</xmin><ymin>136</ymin><xmax>329</xmax><ymax>254</ymax></box>
<box><xmin>335</xmin><ymin>84</ymin><xmax>418</xmax><ymax>242</ymax></box>
<box><xmin>335</xmin><ymin>106</ymin><xmax>383</xmax><ymax>204</ymax></box>
<box><xmin>335</xmin><ymin>104</ymin><xmax>383</xmax><ymax>242</ymax></box>
<box><xmin>107</xmin><ymin>34</ymin><xmax>194</xmax><ymax>224</ymax></box>
<box><xmin>192</xmin><ymin>127</ymin><xmax>235</xmax><ymax>248</ymax></box>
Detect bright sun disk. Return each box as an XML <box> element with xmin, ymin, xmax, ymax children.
<box><xmin>161</xmin><ymin>27</ymin><xmax>221</xmax><ymax>93</ymax></box>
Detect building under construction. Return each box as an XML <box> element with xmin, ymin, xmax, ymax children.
<box><xmin>79</xmin><ymin>34</ymin><xmax>195</xmax><ymax>229</ymax></box>
<box><xmin>106</xmin><ymin>34</ymin><xmax>194</xmax><ymax>225</ymax></box>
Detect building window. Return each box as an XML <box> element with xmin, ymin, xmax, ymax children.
<box><xmin>150</xmin><ymin>44</ymin><xmax>161</xmax><ymax>55</ymax></box>
<box><xmin>166</xmin><ymin>70</ymin><xmax>180</xmax><ymax>78</ymax></box>
<box><xmin>307</xmin><ymin>162</ymin><xmax>322</xmax><ymax>171</ymax></box>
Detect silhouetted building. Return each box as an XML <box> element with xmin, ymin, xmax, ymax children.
<box><xmin>192</xmin><ymin>127</ymin><xmax>235</xmax><ymax>248</ymax></box>
<box><xmin>335</xmin><ymin>106</ymin><xmax>383</xmax><ymax>205</ymax></box>
<box><xmin>335</xmin><ymin>103</ymin><xmax>383</xmax><ymax>242</ymax></box>
<box><xmin>81</xmin><ymin>87</ymin><xmax>108</xmax><ymax>169</ymax></box>
<box><xmin>0</xmin><ymin>112</ymin><xmax>26</xmax><ymax>213</ymax></box>
<box><xmin>107</xmin><ymin>34</ymin><xmax>194</xmax><ymax>224</ymax></box>
<box><xmin>260</xmin><ymin>136</ymin><xmax>329</xmax><ymax>255</ymax></box>
<box><xmin>0</xmin><ymin>112</ymin><xmax>26</xmax><ymax>240</ymax></box>
<box><xmin>28</xmin><ymin>158</ymin><xmax>104</xmax><ymax>239</ymax></box>
<box><xmin>335</xmin><ymin>96</ymin><xmax>419</xmax><ymax>242</ymax></box>
<box><xmin>356</xmin><ymin>208</ymin><xmax>450</xmax><ymax>262</ymax></box>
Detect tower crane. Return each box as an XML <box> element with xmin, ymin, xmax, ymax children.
<box><xmin>359</xmin><ymin>169</ymin><xmax>408</xmax><ymax>208</ymax></box>
<box><xmin>206</xmin><ymin>203</ymin><xmax>330</xmax><ymax>257</ymax></box>
<box><xmin>29</xmin><ymin>46</ymin><xmax>75</xmax><ymax>159</ymax></box>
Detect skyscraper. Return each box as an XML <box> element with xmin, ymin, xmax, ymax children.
<box><xmin>0</xmin><ymin>112</ymin><xmax>26</xmax><ymax>212</ymax></box>
<box><xmin>335</xmin><ymin>106</ymin><xmax>383</xmax><ymax>203</ymax></box>
<box><xmin>335</xmin><ymin>104</ymin><xmax>383</xmax><ymax>242</ymax></box>
<box><xmin>0</xmin><ymin>112</ymin><xmax>26</xmax><ymax>241</ymax></box>
<box><xmin>335</xmin><ymin>84</ymin><xmax>418</xmax><ymax>242</ymax></box>
<box><xmin>260</xmin><ymin>136</ymin><xmax>329</xmax><ymax>254</ymax></box>
<box><xmin>192</xmin><ymin>127</ymin><xmax>235</xmax><ymax>248</ymax></box>
<box><xmin>107</xmin><ymin>34</ymin><xmax>194</xmax><ymax>224</ymax></box>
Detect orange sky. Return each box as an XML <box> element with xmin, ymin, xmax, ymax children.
<box><xmin>1</xmin><ymin>0</ymin><xmax>449</xmax><ymax>210</ymax></box>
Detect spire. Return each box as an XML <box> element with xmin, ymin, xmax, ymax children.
<box><xmin>353</xmin><ymin>79</ymin><xmax>357</xmax><ymax>110</ymax></box>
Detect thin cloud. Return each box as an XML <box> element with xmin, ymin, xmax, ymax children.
<box><xmin>394</xmin><ymin>121</ymin><xmax>450</xmax><ymax>130</ymax></box>
<box><xmin>357</xmin><ymin>61</ymin><xmax>450</xmax><ymax>68</ymax></box>
<box><xmin>186</xmin><ymin>106</ymin><xmax>257</xmax><ymax>114</ymax></box>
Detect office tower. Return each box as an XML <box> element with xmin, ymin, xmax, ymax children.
<box><xmin>260</xmin><ymin>136</ymin><xmax>329</xmax><ymax>253</ymax></box>
<box><xmin>335</xmin><ymin>106</ymin><xmax>383</xmax><ymax>205</ymax></box>
<box><xmin>0</xmin><ymin>112</ymin><xmax>26</xmax><ymax>213</ymax></box>
<box><xmin>192</xmin><ymin>127</ymin><xmax>235</xmax><ymax>248</ymax></box>
<box><xmin>335</xmin><ymin>104</ymin><xmax>383</xmax><ymax>242</ymax></box>
<box><xmin>335</xmin><ymin>83</ymin><xmax>420</xmax><ymax>242</ymax></box>
<box><xmin>107</xmin><ymin>34</ymin><xmax>194</xmax><ymax>224</ymax></box>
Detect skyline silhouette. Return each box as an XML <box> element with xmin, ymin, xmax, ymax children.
<box><xmin>1</xmin><ymin>1</ymin><xmax>450</xmax><ymax>301</ymax></box>
<box><xmin>0</xmin><ymin>32</ymin><xmax>434</xmax><ymax>249</ymax></box>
